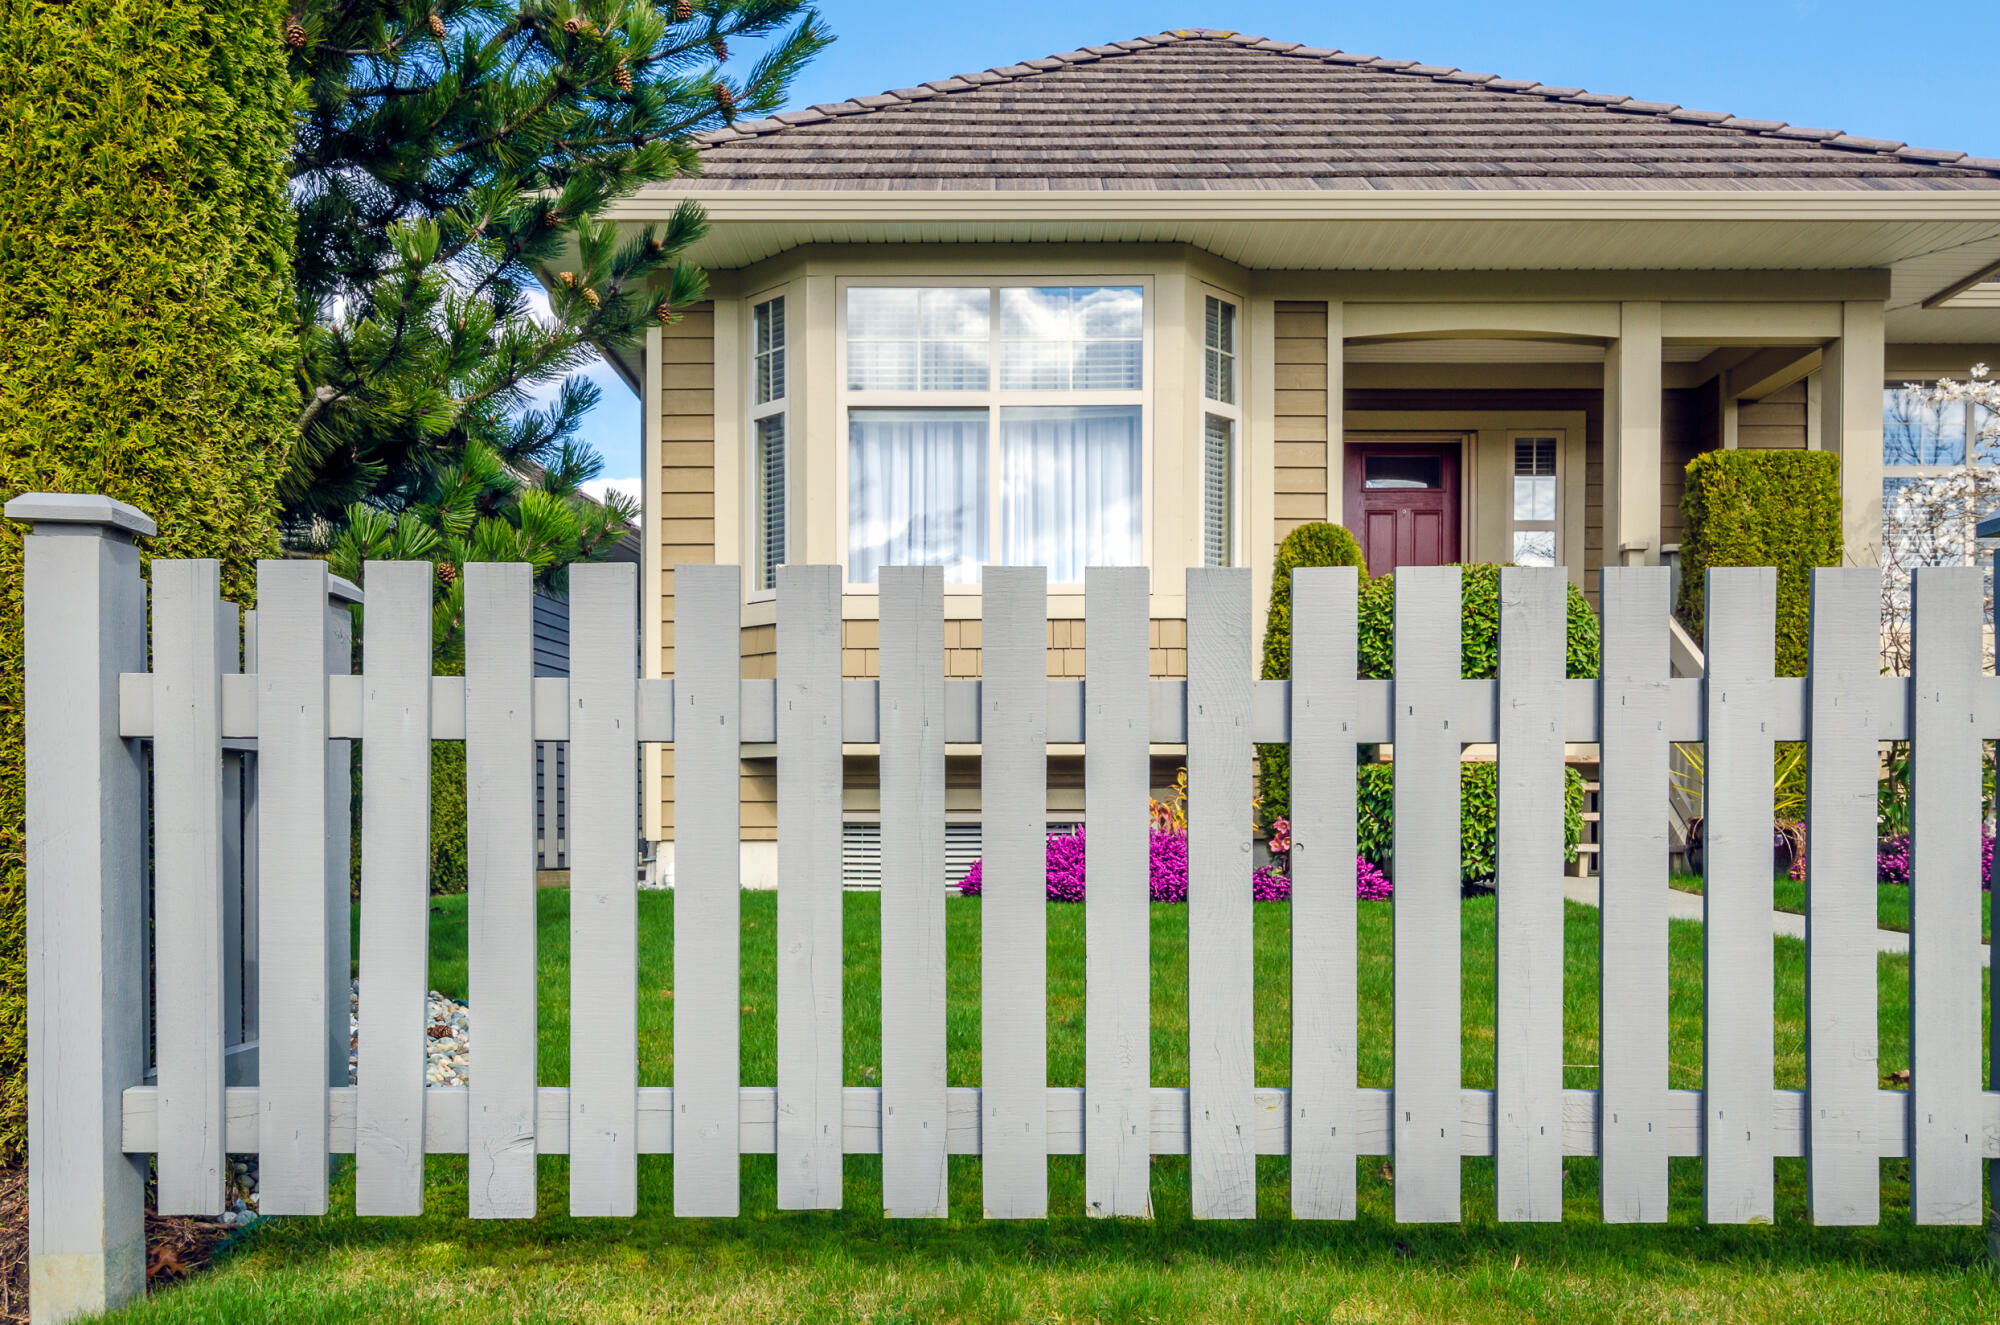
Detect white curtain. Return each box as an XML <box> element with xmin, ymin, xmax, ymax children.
<box><xmin>999</xmin><ymin>406</ymin><xmax>1142</xmax><ymax>581</ymax></box>
<box><xmin>848</xmin><ymin>409</ymin><xmax>988</xmax><ymax>584</ymax></box>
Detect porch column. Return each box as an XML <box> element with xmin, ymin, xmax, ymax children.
<box><xmin>1604</xmin><ymin>301</ymin><xmax>1663</xmax><ymax>567</ymax></box>
<box><xmin>1821</xmin><ymin>301</ymin><xmax>1886</xmax><ymax>566</ymax></box>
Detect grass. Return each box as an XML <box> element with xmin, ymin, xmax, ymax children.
<box><xmin>97</xmin><ymin>892</ymin><xmax>1995</xmax><ymax>1324</ymax></box>
<box><xmin>1668</xmin><ymin>873</ymin><xmax>1994</xmax><ymax>945</ymax></box>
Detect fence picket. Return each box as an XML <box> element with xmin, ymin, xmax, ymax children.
<box><xmin>1495</xmin><ymin>567</ymin><xmax>1566</xmax><ymax>1221</ymax></box>
<box><xmin>355</xmin><ymin>562</ymin><xmax>433</xmax><ymax>1215</ymax></box>
<box><xmin>878</xmin><ymin>566</ymin><xmax>949</xmax><ymax>1218</ymax></box>
<box><xmin>1085</xmin><ymin>566</ymin><xmax>1153</xmax><ymax>1217</ymax></box>
<box><xmin>326</xmin><ymin>588</ymin><xmax>357</xmax><ymax>1094</ymax></box>
<box><xmin>1702</xmin><ymin>566</ymin><xmax>1777</xmax><ymax>1224</ymax></box>
<box><xmin>776</xmin><ymin>565</ymin><xmax>844</xmax><ymax>1209</ymax></box>
<box><xmin>1907</xmin><ymin>566</ymin><xmax>1985</xmax><ymax>1225</ymax></box>
<box><xmin>1187</xmin><ymin>567</ymin><xmax>1256</xmax><ymax>1220</ymax></box>
<box><xmin>1393</xmin><ymin>566</ymin><xmax>1462</xmax><ymax>1223</ymax></box>
<box><xmin>256</xmin><ymin>558</ymin><xmax>331</xmax><ymax>1213</ymax></box>
<box><xmin>1288</xmin><ymin>566</ymin><xmax>1360</xmax><ymax>1219</ymax></box>
<box><xmin>675</xmin><ymin>565</ymin><xmax>743</xmax><ymax>1217</ymax></box>
<box><xmin>981</xmin><ymin>566</ymin><xmax>1049</xmax><ymax>1219</ymax></box>
<box><xmin>1805</xmin><ymin>568</ymin><xmax>1883</xmax><ymax>1224</ymax></box>
<box><xmin>151</xmin><ymin>560</ymin><xmax>227</xmax><ymax>1215</ymax></box>
<box><xmin>464</xmin><ymin>563</ymin><xmax>539</xmax><ymax>1218</ymax></box>
<box><xmin>568</xmin><ymin>562</ymin><xmax>640</xmax><ymax>1217</ymax></box>
<box><xmin>1595</xmin><ymin>568</ymin><xmax>1671</xmax><ymax>1223</ymax></box>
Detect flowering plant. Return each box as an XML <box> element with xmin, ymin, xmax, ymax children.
<box><xmin>1881</xmin><ymin>366</ymin><xmax>2000</xmax><ymax>673</ymax></box>
<box><xmin>956</xmin><ymin>824</ymin><xmax>1390</xmax><ymax>901</ymax></box>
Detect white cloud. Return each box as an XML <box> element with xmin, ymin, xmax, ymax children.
<box><xmin>582</xmin><ymin>477</ymin><xmax>643</xmax><ymax>506</ymax></box>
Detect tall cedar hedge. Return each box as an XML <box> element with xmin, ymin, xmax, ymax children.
<box><xmin>1675</xmin><ymin>449</ymin><xmax>1843</xmax><ymax>677</ymax></box>
<box><xmin>0</xmin><ymin>1</ymin><xmax>298</xmax><ymax>1163</ymax></box>
<box><xmin>1256</xmin><ymin>524</ymin><xmax>1368</xmax><ymax>827</ymax></box>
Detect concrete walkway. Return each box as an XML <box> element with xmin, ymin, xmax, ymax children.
<box><xmin>1560</xmin><ymin>877</ymin><xmax>1993</xmax><ymax>969</ymax></box>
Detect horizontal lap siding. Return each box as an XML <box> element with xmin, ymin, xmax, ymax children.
<box><xmin>1274</xmin><ymin>303</ymin><xmax>1331</xmax><ymax>551</ymax></box>
<box><xmin>659</xmin><ymin>303</ymin><xmax>715</xmax><ymax>840</ymax></box>
<box><xmin>1661</xmin><ymin>382</ymin><xmax>1718</xmax><ymax>550</ymax></box>
<box><xmin>1738</xmin><ymin>380</ymin><xmax>1808</xmax><ymax>451</ymax></box>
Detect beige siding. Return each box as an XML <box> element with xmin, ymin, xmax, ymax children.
<box><xmin>1738</xmin><ymin>380</ymin><xmax>1809</xmax><ymax>451</ymax></box>
<box><xmin>1661</xmin><ymin>381</ymin><xmax>1718</xmax><ymax>548</ymax></box>
<box><xmin>1273</xmin><ymin>301</ymin><xmax>1330</xmax><ymax>550</ymax></box>
<box><xmin>657</xmin><ymin>303</ymin><xmax>715</xmax><ymax>840</ymax></box>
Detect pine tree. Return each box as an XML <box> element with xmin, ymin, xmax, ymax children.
<box><xmin>284</xmin><ymin>0</ymin><xmax>829</xmax><ymax>543</ymax></box>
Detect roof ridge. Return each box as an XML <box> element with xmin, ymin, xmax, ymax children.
<box><xmin>694</xmin><ymin>29</ymin><xmax>2000</xmax><ymax>177</ymax></box>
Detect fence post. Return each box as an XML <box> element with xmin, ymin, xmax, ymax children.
<box><xmin>5</xmin><ymin>494</ymin><xmax>153</xmax><ymax>1323</ymax></box>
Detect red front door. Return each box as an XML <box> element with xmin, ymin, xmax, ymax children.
<box><xmin>1343</xmin><ymin>442</ymin><xmax>1461</xmax><ymax>577</ymax></box>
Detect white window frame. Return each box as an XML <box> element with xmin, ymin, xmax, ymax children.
<box><xmin>1200</xmin><ymin>291</ymin><xmax>1242</xmax><ymax>568</ymax></box>
<box><xmin>1507</xmin><ymin>430</ymin><xmax>1564</xmax><ymax>569</ymax></box>
<box><xmin>1881</xmin><ymin>379</ymin><xmax>2000</xmax><ymax>569</ymax></box>
<box><xmin>834</xmin><ymin>275</ymin><xmax>1154</xmax><ymax>594</ymax></box>
<box><xmin>747</xmin><ymin>289</ymin><xmax>789</xmax><ymax>600</ymax></box>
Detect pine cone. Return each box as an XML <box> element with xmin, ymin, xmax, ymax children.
<box><xmin>673</xmin><ymin>0</ymin><xmax>692</xmax><ymax>19</ymax></box>
<box><xmin>284</xmin><ymin>16</ymin><xmax>306</xmax><ymax>47</ymax></box>
<box><xmin>710</xmin><ymin>38</ymin><xmax>728</xmax><ymax>61</ymax></box>
<box><xmin>435</xmin><ymin>562</ymin><xmax>458</xmax><ymax>588</ymax></box>
<box><xmin>713</xmin><ymin>83</ymin><xmax>734</xmax><ymax>114</ymax></box>
<box><xmin>427</xmin><ymin>12</ymin><xmax>445</xmax><ymax>39</ymax></box>
<box><xmin>582</xmin><ymin>288</ymin><xmax>600</xmax><ymax>308</ymax></box>
<box><xmin>656</xmin><ymin>302</ymin><xmax>675</xmax><ymax>325</ymax></box>
<box><xmin>562</xmin><ymin>17</ymin><xmax>580</xmax><ymax>34</ymax></box>
<box><xmin>558</xmin><ymin>270</ymin><xmax>576</xmax><ymax>287</ymax></box>
<box><xmin>613</xmin><ymin>59</ymin><xmax>633</xmax><ymax>92</ymax></box>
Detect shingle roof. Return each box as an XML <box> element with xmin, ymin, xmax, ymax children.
<box><xmin>684</xmin><ymin>30</ymin><xmax>2000</xmax><ymax>192</ymax></box>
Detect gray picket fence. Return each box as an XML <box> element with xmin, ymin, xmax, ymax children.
<box><xmin>9</xmin><ymin>493</ymin><xmax>1998</xmax><ymax>1323</ymax></box>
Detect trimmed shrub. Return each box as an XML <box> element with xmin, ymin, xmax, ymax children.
<box><xmin>1357</xmin><ymin>563</ymin><xmax>1600</xmax><ymax>682</ymax></box>
<box><xmin>0</xmin><ymin>0</ymin><xmax>298</xmax><ymax>1163</ymax></box>
<box><xmin>1357</xmin><ymin>762</ymin><xmax>1588</xmax><ymax>885</ymax></box>
<box><xmin>1256</xmin><ymin>523</ymin><xmax>1368</xmax><ymax>829</ymax></box>
<box><xmin>1676</xmin><ymin>449</ymin><xmax>1842</xmax><ymax>678</ymax></box>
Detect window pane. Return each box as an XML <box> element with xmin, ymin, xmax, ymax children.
<box><xmin>921</xmin><ymin>340</ymin><xmax>988</xmax><ymax>391</ymax></box>
<box><xmin>1513</xmin><ymin>530</ymin><xmax>1556</xmax><ymax>567</ymax></box>
<box><xmin>847</xmin><ymin>287</ymin><xmax>919</xmax><ymax>339</ymax></box>
<box><xmin>1203</xmin><ymin>413</ymin><xmax>1234</xmax><ymax>567</ymax></box>
<box><xmin>999</xmin><ymin>339</ymin><xmax>1069</xmax><ymax>391</ymax></box>
<box><xmin>848</xmin><ymin>409</ymin><xmax>988</xmax><ymax>584</ymax></box>
<box><xmin>919</xmin><ymin>287</ymin><xmax>990</xmax><ymax>339</ymax></box>
<box><xmin>1204</xmin><ymin>348</ymin><xmax>1234</xmax><ymax>405</ymax></box>
<box><xmin>848</xmin><ymin>339</ymin><xmax>918</xmax><ymax>391</ymax></box>
<box><xmin>1364</xmin><ymin>454</ymin><xmax>1442</xmax><ymax>489</ymax></box>
<box><xmin>1514</xmin><ymin>436</ymin><xmax>1556</xmax><ymax>477</ymax></box>
<box><xmin>757</xmin><ymin>415</ymin><xmax>786</xmax><ymax>591</ymax></box>
<box><xmin>756</xmin><ymin>347</ymin><xmax>785</xmax><ymax>406</ymax></box>
<box><xmin>1073</xmin><ymin>338</ymin><xmax>1142</xmax><ymax>390</ymax></box>
<box><xmin>998</xmin><ymin>405</ymin><xmax>1142</xmax><ymax>582</ymax></box>
<box><xmin>1205</xmin><ymin>296</ymin><xmax>1236</xmax><ymax>356</ymax></box>
<box><xmin>1075</xmin><ymin>286</ymin><xmax>1143</xmax><ymax>338</ymax></box>
<box><xmin>755</xmin><ymin>297</ymin><xmax>785</xmax><ymax>355</ymax></box>
<box><xmin>1883</xmin><ymin>386</ymin><xmax>1965</xmax><ymax>465</ymax></box>
<box><xmin>1976</xmin><ymin>402</ymin><xmax>2000</xmax><ymax>465</ymax></box>
<box><xmin>1514</xmin><ymin>476</ymin><xmax>1556</xmax><ymax>522</ymax></box>
<box><xmin>998</xmin><ymin>287</ymin><xmax>1070</xmax><ymax>339</ymax></box>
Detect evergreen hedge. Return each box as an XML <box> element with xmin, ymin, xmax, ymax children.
<box><xmin>1255</xmin><ymin>524</ymin><xmax>1368</xmax><ymax>828</ymax></box>
<box><xmin>0</xmin><ymin>0</ymin><xmax>297</xmax><ymax>1163</ymax></box>
<box><xmin>1357</xmin><ymin>762</ymin><xmax>1588</xmax><ymax>883</ymax></box>
<box><xmin>1675</xmin><ymin>449</ymin><xmax>1843</xmax><ymax>677</ymax></box>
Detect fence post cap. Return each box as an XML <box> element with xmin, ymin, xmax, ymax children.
<box><xmin>327</xmin><ymin>573</ymin><xmax>364</xmax><ymax>606</ymax></box>
<box><xmin>3</xmin><ymin>492</ymin><xmax>157</xmax><ymax>539</ymax></box>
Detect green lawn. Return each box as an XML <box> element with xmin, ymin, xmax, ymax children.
<box><xmin>1669</xmin><ymin>873</ymin><xmax>1994</xmax><ymax>945</ymax></box>
<box><xmin>99</xmin><ymin>892</ymin><xmax>1995</xmax><ymax>1324</ymax></box>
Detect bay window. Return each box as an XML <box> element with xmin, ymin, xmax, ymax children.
<box><xmin>844</xmin><ymin>283</ymin><xmax>1146</xmax><ymax>585</ymax></box>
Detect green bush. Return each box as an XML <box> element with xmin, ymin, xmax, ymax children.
<box><xmin>1357</xmin><ymin>563</ymin><xmax>1600</xmax><ymax>682</ymax></box>
<box><xmin>1256</xmin><ymin>524</ymin><xmax>1368</xmax><ymax>828</ymax></box>
<box><xmin>347</xmin><ymin>743</ymin><xmax>469</xmax><ymax>900</ymax></box>
<box><xmin>0</xmin><ymin>0</ymin><xmax>298</xmax><ymax>1164</ymax></box>
<box><xmin>1676</xmin><ymin>449</ymin><xmax>1842</xmax><ymax>678</ymax></box>
<box><xmin>1358</xmin><ymin>763</ymin><xmax>1587</xmax><ymax>884</ymax></box>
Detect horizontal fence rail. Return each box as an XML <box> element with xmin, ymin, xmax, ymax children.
<box><xmin>8</xmin><ymin>488</ymin><xmax>1996</xmax><ymax>1325</ymax></box>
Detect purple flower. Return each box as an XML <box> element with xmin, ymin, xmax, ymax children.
<box><xmin>1356</xmin><ymin>857</ymin><xmax>1392</xmax><ymax>900</ymax></box>
<box><xmin>957</xmin><ymin>858</ymin><xmax>982</xmax><ymax>896</ymax></box>
<box><xmin>1875</xmin><ymin>832</ymin><xmax>1992</xmax><ymax>890</ymax></box>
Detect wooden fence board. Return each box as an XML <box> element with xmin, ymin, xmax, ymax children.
<box><xmin>151</xmin><ymin>560</ymin><xmax>226</xmax><ymax>1215</ymax></box>
<box><xmin>776</xmin><ymin>565</ymin><xmax>844</xmax><ymax>1209</ymax></box>
<box><xmin>981</xmin><ymin>566</ymin><xmax>1049</xmax><ymax>1219</ymax></box>
<box><xmin>1805</xmin><ymin>568</ymin><xmax>1883</xmax><ymax>1225</ymax></box>
<box><xmin>1288</xmin><ymin>566</ymin><xmax>1360</xmax><ymax>1219</ymax></box>
<box><xmin>1085</xmin><ymin>566</ymin><xmax>1153</xmax><ymax>1217</ymax></box>
<box><xmin>568</xmin><ymin>562</ymin><xmax>640</xmax><ymax>1216</ymax></box>
<box><xmin>1393</xmin><ymin>566</ymin><xmax>1462</xmax><ymax>1223</ymax></box>
<box><xmin>464</xmin><ymin>564</ymin><xmax>539</xmax><ymax>1218</ymax></box>
<box><xmin>255</xmin><ymin>559</ymin><xmax>331</xmax><ymax>1213</ymax></box>
<box><xmin>1595</xmin><ymin>568</ymin><xmax>1671</xmax><ymax>1223</ymax></box>
<box><xmin>1495</xmin><ymin>568</ymin><xmax>1566</xmax><ymax>1221</ymax></box>
<box><xmin>326</xmin><ymin>595</ymin><xmax>355</xmax><ymax>1094</ymax></box>
<box><xmin>1702</xmin><ymin>567</ymin><xmax>1777</xmax><ymax>1224</ymax></box>
<box><xmin>1907</xmin><ymin>566</ymin><xmax>1986</xmax><ymax>1224</ymax></box>
<box><xmin>1187</xmin><ymin>567</ymin><xmax>1256</xmax><ymax>1219</ymax></box>
<box><xmin>355</xmin><ymin>562</ymin><xmax>433</xmax><ymax>1215</ymax></box>
<box><xmin>675</xmin><ymin>565</ymin><xmax>743</xmax><ymax>1217</ymax></box>
<box><xmin>878</xmin><ymin>567</ymin><xmax>949</xmax><ymax>1218</ymax></box>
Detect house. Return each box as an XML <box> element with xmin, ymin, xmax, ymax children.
<box><xmin>596</xmin><ymin>29</ymin><xmax>2000</xmax><ymax>887</ymax></box>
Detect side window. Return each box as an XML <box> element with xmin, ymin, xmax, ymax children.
<box><xmin>751</xmin><ymin>296</ymin><xmax>787</xmax><ymax>591</ymax></box>
<box><xmin>1511</xmin><ymin>436</ymin><xmax>1558</xmax><ymax>567</ymax></box>
<box><xmin>1201</xmin><ymin>295</ymin><xmax>1240</xmax><ymax>566</ymax></box>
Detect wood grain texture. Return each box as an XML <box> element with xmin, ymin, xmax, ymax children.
<box><xmin>1392</xmin><ymin>566</ymin><xmax>1462</xmax><ymax>1223</ymax></box>
<box><xmin>255</xmin><ymin>559</ymin><xmax>331</xmax><ymax>1213</ymax></box>
<box><xmin>1907</xmin><ymin>566</ymin><xmax>1985</xmax><ymax>1225</ymax></box>
<box><xmin>1495</xmin><ymin>567</ymin><xmax>1566</xmax><ymax>1221</ymax></box>
<box><xmin>1287</xmin><ymin>566</ymin><xmax>1359</xmax><ymax>1219</ymax></box>
<box><xmin>776</xmin><ymin>565</ymin><xmax>844</xmax><ymax>1210</ymax></box>
<box><xmin>464</xmin><ymin>564</ymin><xmax>539</xmax><ymax>1218</ymax></box>
<box><xmin>674</xmin><ymin>565</ymin><xmax>743</xmax><ymax>1216</ymax></box>
<box><xmin>355</xmin><ymin>563</ymin><xmax>433</xmax><ymax>1215</ymax></box>
<box><xmin>878</xmin><ymin>566</ymin><xmax>948</xmax><ymax>1218</ymax></box>
<box><xmin>568</xmin><ymin>562</ymin><xmax>640</xmax><ymax>1216</ymax></box>
<box><xmin>150</xmin><ymin>560</ymin><xmax>227</xmax><ymax>1215</ymax></box>
<box><xmin>1085</xmin><ymin>567</ymin><xmax>1153</xmax><ymax>1217</ymax></box>
<box><xmin>1187</xmin><ymin>567</ymin><xmax>1256</xmax><ymax>1219</ymax></box>
<box><xmin>1701</xmin><ymin>567</ymin><xmax>1777</xmax><ymax>1224</ymax></box>
<box><xmin>1804</xmin><ymin>568</ymin><xmax>1883</xmax><ymax>1225</ymax></box>
<box><xmin>981</xmin><ymin>566</ymin><xmax>1049</xmax><ymax>1218</ymax></box>
<box><xmin>1595</xmin><ymin>568</ymin><xmax>1671</xmax><ymax>1223</ymax></box>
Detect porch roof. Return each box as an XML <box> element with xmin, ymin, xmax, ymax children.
<box><xmin>678</xmin><ymin>30</ymin><xmax>2000</xmax><ymax>194</ymax></box>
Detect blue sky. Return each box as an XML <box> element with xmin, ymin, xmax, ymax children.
<box><xmin>567</xmin><ymin>0</ymin><xmax>2000</xmax><ymax>487</ymax></box>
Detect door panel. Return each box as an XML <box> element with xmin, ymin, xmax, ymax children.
<box><xmin>1343</xmin><ymin>441</ymin><xmax>1461</xmax><ymax>577</ymax></box>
